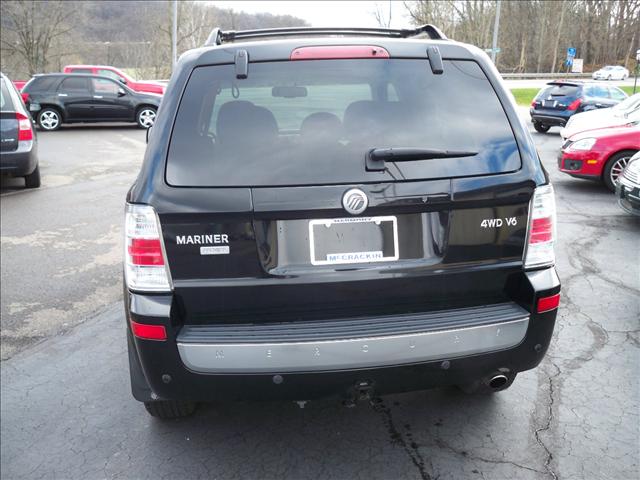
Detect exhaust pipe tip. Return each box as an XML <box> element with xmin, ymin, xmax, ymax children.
<box><xmin>488</xmin><ymin>374</ymin><xmax>509</xmax><ymax>390</ymax></box>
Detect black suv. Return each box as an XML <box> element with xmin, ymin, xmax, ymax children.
<box><xmin>22</xmin><ymin>73</ymin><xmax>161</xmax><ymax>131</ymax></box>
<box><xmin>124</xmin><ymin>26</ymin><xmax>561</xmax><ymax>419</ymax></box>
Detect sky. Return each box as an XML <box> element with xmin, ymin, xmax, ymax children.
<box><xmin>210</xmin><ymin>1</ymin><xmax>414</xmax><ymax>29</ymax></box>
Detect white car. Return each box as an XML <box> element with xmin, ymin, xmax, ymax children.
<box><xmin>592</xmin><ymin>65</ymin><xmax>630</xmax><ymax>80</ymax></box>
<box><xmin>561</xmin><ymin>93</ymin><xmax>640</xmax><ymax>140</ymax></box>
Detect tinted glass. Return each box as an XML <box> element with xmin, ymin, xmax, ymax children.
<box><xmin>539</xmin><ymin>85</ymin><xmax>579</xmax><ymax>97</ymax></box>
<box><xmin>59</xmin><ymin>77</ymin><xmax>90</xmax><ymax>93</ymax></box>
<box><xmin>167</xmin><ymin>59</ymin><xmax>520</xmax><ymax>187</ymax></box>
<box><xmin>24</xmin><ymin>76</ymin><xmax>59</xmax><ymax>93</ymax></box>
<box><xmin>609</xmin><ymin>87</ymin><xmax>627</xmax><ymax>101</ymax></box>
<box><xmin>0</xmin><ymin>78</ymin><xmax>15</xmax><ymax>110</ymax></box>
<box><xmin>98</xmin><ymin>69</ymin><xmax>125</xmax><ymax>82</ymax></box>
<box><xmin>584</xmin><ymin>85</ymin><xmax>609</xmax><ymax>98</ymax></box>
<box><xmin>92</xmin><ymin>78</ymin><xmax>119</xmax><ymax>94</ymax></box>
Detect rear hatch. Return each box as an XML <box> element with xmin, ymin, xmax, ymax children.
<box><xmin>161</xmin><ymin>55</ymin><xmax>530</xmax><ymax>325</ymax></box>
<box><xmin>0</xmin><ymin>78</ymin><xmax>19</xmax><ymax>152</ymax></box>
<box><xmin>532</xmin><ymin>82</ymin><xmax>581</xmax><ymax>113</ymax></box>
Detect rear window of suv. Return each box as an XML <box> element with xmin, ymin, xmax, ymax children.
<box><xmin>167</xmin><ymin>59</ymin><xmax>521</xmax><ymax>187</ymax></box>
<box><xmin>23</xmin><ymin>76</ymin><xmax>60</xmax><ymax>93</ymax></box>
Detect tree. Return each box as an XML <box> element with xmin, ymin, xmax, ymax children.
<box><xmin>0</xmin><ymin>0</ymin><xmax>78</xmax><ymax>77</ymax></box>
<box><xmin>404</xmin><ymin>0</ymin><xmax>640</xmax><ymax>73</ymax></box>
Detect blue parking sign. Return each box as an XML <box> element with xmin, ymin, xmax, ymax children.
<box><xmin>567</xmin><ymin>47</ymin><xmax>576</xmax><ymax>58</ymax></box>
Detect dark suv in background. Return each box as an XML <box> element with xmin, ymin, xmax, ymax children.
<box><xmin>1</xmin><ymin>72</ymin><xmax>39</xmax><ymax>188</ymax></box>
<box><xmin>124</xmin><ymin>26</ymin><xmax>560</xmax><ymax>419</ymax></box>
<box><xmin>530</xmin><ymin>81</ymin><xmax>627</xmax><ymax>133</ymax></box>
<box><xmin>21</xmin><ymin>74</ymin><xmax>161</xmax><ymax>131</ymax></box>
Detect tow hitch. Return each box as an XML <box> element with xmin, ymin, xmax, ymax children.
<box><xmin>344</xmin><ymin>380</ymin><xmax>375</xmax><ymax>407</ymax></box>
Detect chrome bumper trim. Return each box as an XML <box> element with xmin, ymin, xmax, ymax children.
<box><xmin>177</xmin><ymin>317</ymin><xmax>529</xmax><ymax>373</ymax></box>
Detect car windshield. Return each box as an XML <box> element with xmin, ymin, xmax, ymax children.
<box><xmin>602</xmin><ymin>66</ymin><xmax>615</xmax><ymax>70</ymax></box>
<box><xmin>167</xmin><ymin>59</ymin><xmax>521</xmax><ymax>187</ymax></box>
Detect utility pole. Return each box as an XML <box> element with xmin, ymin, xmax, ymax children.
<box><xmin>172</xmin><ymin>0</ymin><xmax>178</xmax><ymax>69</ymax></box>
<box><xmin>491</xmin><ymin>0</ymin><xmax>501</xmax><ymax>65</ymax></box>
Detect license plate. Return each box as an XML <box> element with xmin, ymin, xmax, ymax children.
<box><xmin>309</xmin><ymin>216</ymin><xmax>399</xmax><ymax>266</ymax></box>
<box><xmin>543</xmin><ymin>100</ymin><xmax>557</xmax><ymax>108</ymax></box>
<box><xmin>29</xmin><ymin>103</ymin><xmax>40</xmax><ymax>112</ymax></box>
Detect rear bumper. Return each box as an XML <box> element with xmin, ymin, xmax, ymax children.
<box><xmin>530</xmin><ymin>111</ymin><xmax>571</xmax><ymax>127</ymax></box>
<box><xmin>176</xmin><ymin>304</ymin><xmax>529</xmax><ymax>373</ymax></box>
<box><xmin>126</xmin><ymin>268</ymin><xmax>560</xmax><ymax>402</ymax></box>
<box><xmin>0</xmin><ymin>140</ymin><xmax>38</xmax><ymax>176</ymax></box>
<box><xmin>557</xmin><ymin>149</ymin><xmax>606</xmax><ymax>178</ymax></box>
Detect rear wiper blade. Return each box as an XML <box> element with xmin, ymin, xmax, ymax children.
<box><xmin>366</xmin><ymin>147</ymin><xmax>478</xmax><ymax>171</ymax></box>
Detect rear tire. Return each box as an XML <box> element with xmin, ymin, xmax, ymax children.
<box><xmin>24</xmin><ymin>165</ymin><xmax>41</xmax><ymax>188</ymax></box>
<box><xmin>37</xmin><ymin>108</ymin><xmax>61</xmax><ymax>131</ymax></box>
<box><xmin>603</xmin><ymin>151</ymin><xmax>635</xmax><ymax>192</ymax></box>
<box><xmin>533</xmin><ymin>122</ymin><xmax>551</xmax><ymax>133</ymax></box>
<box><xmin>144</xmin><ymin>400</ymin><xmax>197</xmax><ymax>419</ymax></box>
<box><xmin>136</xmin><ymin>106</ymin><xmax>157</xmax><ymax>129</ymax></box>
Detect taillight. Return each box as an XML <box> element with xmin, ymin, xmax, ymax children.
<box><xmin>524</xmin><ymin>184</ymin><xmax>556</xmax><ymax>269</ymax></box>
<box><xmin>130</xmin><ymin>321</ymin><xmax>167</xmax><ymax>341</ymax></box>
<box><xmin>16</xmin><ymin>112</ymin><xmax>33</xmax><ymax>141</ymax></box>
<box><xmin>567</xmin><ymin>99</ymin><xmax>582</xmax><ymax>110</ymax></box>
<box><xmin>124</xmin><ymin>204</ymin><xmax>171</xmax><ymax>291</ymax></box>
<box><xmin>531</xmin><ymin>99</ymin><xmax>537</xmax><ymax>107</ymax></box>
<box><xmin>537</xmin><ymin>293</ymin><xmax>560</xmax><ymax>313</ymax></box>
<box><xmin>21</xmin><ymin>92</ymin><xmax>29</xmax><ymax>103</ymax></box>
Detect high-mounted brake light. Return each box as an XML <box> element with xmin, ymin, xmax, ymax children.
<box><xmin>524</xmin><ymin>184</ymin><xmax>556</xmax><ymax>269</ymax></box>
<box><xmin>16</xmin><ymin>112</ymin><xmax>33</xmax><ymax>141</ymax></box>
<box><xmin>124</xmin><ymin>204</ymin><xmax>171</xmax><ymax>291</ymax></box>
<box><xmin>290</xmin><ymin>45</ymin><xmax>390</xmax><ymax>60</ymax></box>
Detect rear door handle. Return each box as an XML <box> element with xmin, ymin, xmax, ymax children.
<box><xmin>58</xmin><ymin>93</ymin><xmax>68</xmax><ymax>97</ymax></box>
<box><xmin>93</xmin><ymin>95</ymin><xmax>103</xmax><ymax>99</ymax></box>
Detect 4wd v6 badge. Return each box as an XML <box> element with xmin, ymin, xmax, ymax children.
<box><xmin>480</xmin><ymin>217</ymin><xmax>518</xmax><ymax>228</ymax></box>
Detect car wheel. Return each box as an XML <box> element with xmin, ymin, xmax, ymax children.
<box><xmin>533</xmin><ymin>122</ymin><xmax>551</xmax><ymax>133</ymax></box>
<box><xmin>37</xmin><ymin>108</ymin><xmax>61</xmax><ymax>131</ymax></box>
<box><xmin>24</xmin><ymin>165</ymin><xmax>41</xmax><ymax>188</ymax></box>
<box><xmin>136</xmin><ymin>107</ymin><xmax>157</xmax><ymax>129</ymax></box>
<box><xmin>144</xmin><ymin>400</ymin><xmax>197</xmax><ymax>419</ymax></box>
<box><xmin>603</xmin><ymin>151</ymin><xmax>635</xmax><ymax>192</ymax></box>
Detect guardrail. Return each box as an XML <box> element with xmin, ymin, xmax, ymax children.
<box><xmin>501</xmin><ymin>73</ymin><xmax>592</xmax><ymax>79</ymax></box>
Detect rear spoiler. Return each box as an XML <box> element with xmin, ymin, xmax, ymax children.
<box><xmin>546</xmin><ymin>81</ymin><xmax>583</xmax><ymax>87</ymax></box>
<box><xmin>204</xmin><ymin>25</ymin><xmax>448</xmax><ymax>47</ymax></box>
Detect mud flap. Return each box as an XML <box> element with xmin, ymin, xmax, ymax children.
<box><xmin>127</xmin><ymin>329</ymin><xmax>154</xmax><ymax>402</ymax></box>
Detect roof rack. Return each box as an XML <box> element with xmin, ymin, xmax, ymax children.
<box><xmin>204</xmin><ymin>25</ymin><xmax>447</xmax><ymax>47</ymax></box>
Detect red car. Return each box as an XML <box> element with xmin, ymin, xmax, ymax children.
<box><xmin>62</xmin><ymin>65</ymin><xmax>165</xmax><ymax>95</ymax></box>
<box><xmin>558</xmin><ymin>124</ymin><xmax>640</xmax><ymax>191</ymax></box>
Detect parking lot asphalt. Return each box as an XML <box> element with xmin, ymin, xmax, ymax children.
<box><xmin>1</xmin><ymin>121</ymin><xmax>639</xmax><ymax>480</ymax></box>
